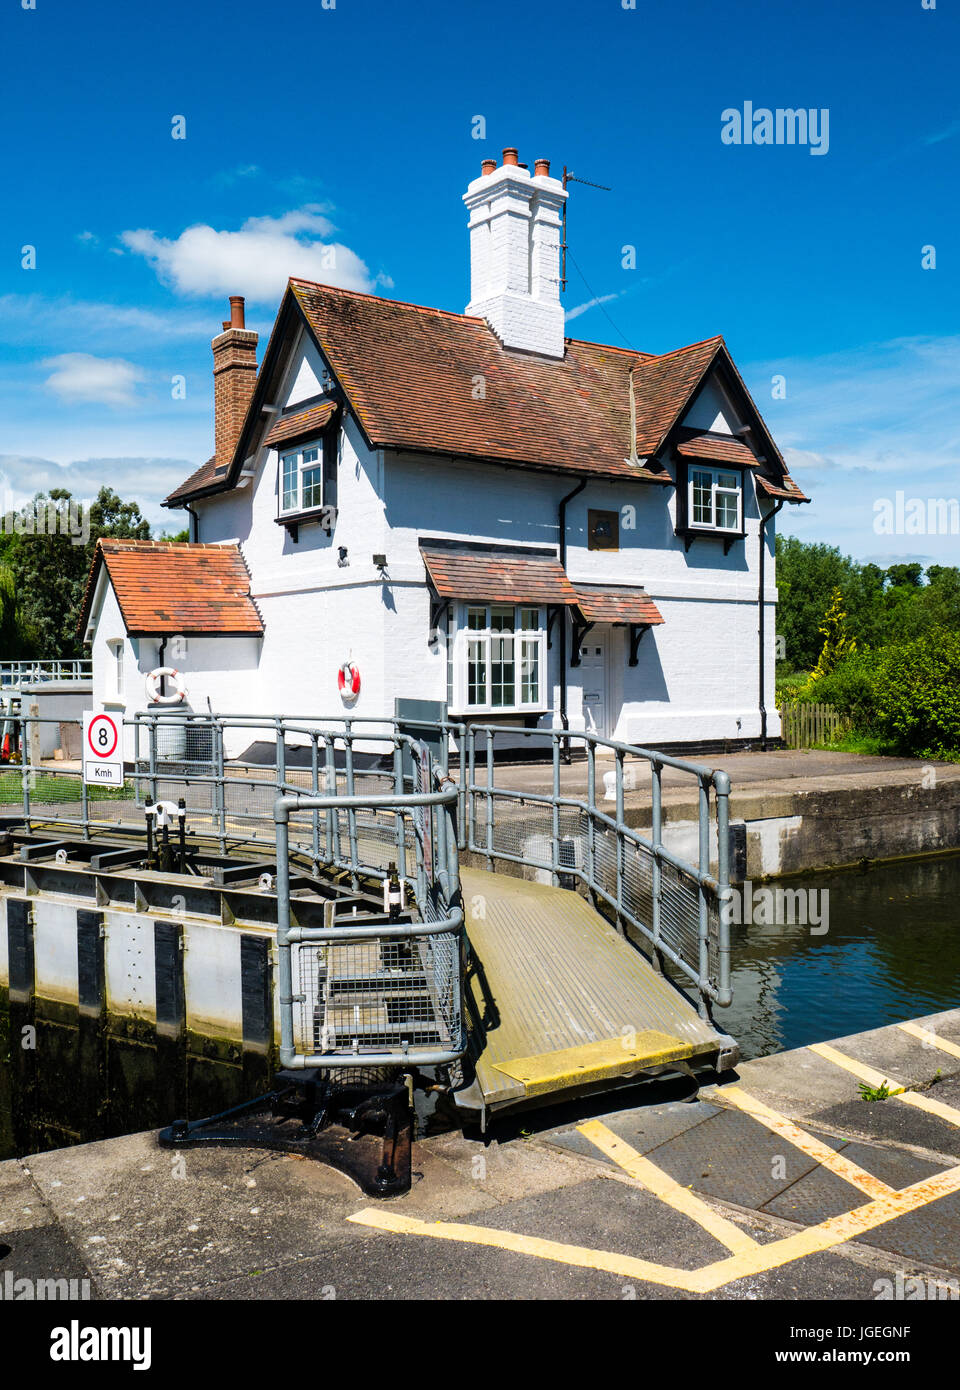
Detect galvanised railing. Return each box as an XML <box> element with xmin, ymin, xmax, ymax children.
<box><xmin>5</xmin><ymin>709</ymin><xmax>732</xmax><ymax>1018</ymax></box>
<box><xmin>275</xmin><ymin>783</ymin><xmax>466</xmax><ymax>1070</ymax></box>
<box><xmin>0</xmin><ymin>659</ymin><xmax>91</xmax><ymax>687</ymax></box>
<box><xmin>459</xmin><ymin>725</ymin><xmax>732</xmax><ymax>1017</ymax></box>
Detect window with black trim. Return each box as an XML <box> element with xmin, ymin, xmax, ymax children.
<box><xmin>588</xmin><ymin>509</ymin><xmax>619</xmax><ymax>551</ymax></box>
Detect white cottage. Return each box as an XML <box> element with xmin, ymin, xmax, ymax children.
<box><xmin>80</xmin><ymin>148</ymin><xmax>807</xmax><ymax>755</ymax></box>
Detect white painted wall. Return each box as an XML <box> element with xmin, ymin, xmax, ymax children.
<box><xmin>146</xmin><ymin>349</ymin><xmax>784</xmax><ymax>750</ymax></box>
<box><xmin>88</xmin><ymin>572</ymin><xmax>262</xmax><ymax>761</ymax></box>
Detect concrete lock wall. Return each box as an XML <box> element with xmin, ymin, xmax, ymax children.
<box><xmin>0</xmin><ymin>892</ymin><xmax>276</xmax><ymax>1045</ymax></box>
<box><xmin>0</xmin><ymin>881</ymin><xmax>278</xmax><ymax>1159</ymax></box>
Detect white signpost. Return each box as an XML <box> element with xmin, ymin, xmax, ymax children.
<box><xmin>83</xmin><ymin>710</ymin><xmax>123</xmax><ymax>787</ymax></box>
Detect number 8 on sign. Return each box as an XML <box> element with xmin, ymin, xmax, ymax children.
<box><xmin>83</xmin><ymin>710</ymin><xmax>122</xmax><ymax>786</ymax></box>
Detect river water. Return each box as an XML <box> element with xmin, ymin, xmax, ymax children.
<box><xmin>719</xmin><ymin>853</ymin><xmax>960</xmax><ymax>1059</ymax></box>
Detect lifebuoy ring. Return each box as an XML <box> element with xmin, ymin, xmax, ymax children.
<box><xmin>337</xmin><ymin>661</ymin><xmax>361</xmax><ymax>699</ymax></box>
<box><xmin>145</xmin><ymin>667</ymin><xmax>187</xmax><ymax>704</ymax></box>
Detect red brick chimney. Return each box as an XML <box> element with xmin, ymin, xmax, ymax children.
<box><xmin>212</xmin><ymin>296</ymin><xmax>258</xmax><ymax>470</ymax></box>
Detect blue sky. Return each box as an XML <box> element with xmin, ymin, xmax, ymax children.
<box><xmin>2</xmin><ymin>0</ymin><xmax>957</xmax><ymax>563</ymax></box>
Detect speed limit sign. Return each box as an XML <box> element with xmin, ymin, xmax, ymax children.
<box><xmin>83</xmin><ymin>710</ymin><xmax>123</xmax><ymax>786</ymax></box>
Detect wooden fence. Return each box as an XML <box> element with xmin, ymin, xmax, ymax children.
<box><xmin>779</xmin><ymin>701</ymin><xmax>848</xmax><ymax>750</ymax></box>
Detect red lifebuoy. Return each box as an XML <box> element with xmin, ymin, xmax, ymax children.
<box><xmin>337</xmin><ymin>661</ymin><xmax>361</xmax><ymax>698</ymax></box>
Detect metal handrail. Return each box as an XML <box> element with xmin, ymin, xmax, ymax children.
<box><xmin>458</xmin><ymin>722</ymin><xmax>732</xmax><ymax>1016</ymax></box>
<box><xmin>274</xmin><ymin>784</ymin><xmax>466</xmax><ymax>1070</ymax></box>
<box><xmin>6</xmin><ymin>706</ymin><xmax>733</xmax><ymax>1019</ymax></box>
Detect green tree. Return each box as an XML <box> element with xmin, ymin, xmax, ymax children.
<box><xmin>774</xmin><ymin>536</ymin><xmax>860</xmax><ymax>669</ymax></box>
<box><xmin>6</xmin><ymin>486</ymin><xmax>151</xmax><ymax>658</ymax></box>
<box><xmin>809</xmin><ymin>587</ymin><xmax>857</xmax><ymax>683</ymax></box>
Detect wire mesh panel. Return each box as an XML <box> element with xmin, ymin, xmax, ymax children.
<box><xmin>463</xmin><ymin>724</ymin><xmax>732</xmax><ymax>1014</ymax></box>
<box><xmin>292</xmin><ymin>931</ymin><xmax>461</xmax><ymax>1057</ymax></box>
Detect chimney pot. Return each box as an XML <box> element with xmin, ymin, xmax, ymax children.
<box><xmin>229</xmin><ymin>295</ymin><xmax>245</xmax><ymax>329</ymax></box>
<box><xmin>534</xmin><ymin>158</ymin><xmax>550</xmax><ymax>178</ymax></box>
<box><xmin>481</xmin><ymin>158</ymin><xmax>496</xmax><ymax>175</ymax></box>
<box><xmin>222</xmin><ymin>321</ymin><xmax>231</xmax><ymax>331</ymax></box>
<box><xmin>464</xmin><ymin>147</ymin><xmax>568</xmax><ymax>358</ymax></box>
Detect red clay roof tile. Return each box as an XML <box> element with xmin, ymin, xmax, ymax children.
<box><xmin>165</xmin><ymin>279</ymin><xmax>806</xmax><ymax>505</ymax></box>
<box><xmin>675</xmin><ymin>433</ymin><xmax>759</xmax><ymax>467</ymax></box>
<box><xmin>574</xmin><ymin>584</ymin><xmax>664</xmax><ymax>626</ymax></box>
<box><xmin>420</xmin><ymin>544</ymin><xmax>578</xmax><ymax>606</ymax></box>
<box><xmin>263</xmin><ymin>400</ymin><xmax>338</xmax><ymax>448</ymax></box>
<box><xmin>78</xmin><ymin>540</ymin><xmax>263</xmax><ymax>638</ymax></box>
<box><xmin>756</xmin><ymin>473</ymin><xmax>810</xmax><ymax>502</ymax></box>
<box><xmin>290</xmin><ymin>280</ymin><xmax>716</xmax><ymax>480</ymax></box>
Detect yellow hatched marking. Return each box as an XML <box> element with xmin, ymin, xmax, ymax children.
<box><xmin>898</xmin><ymin>1020</ymin><xmax>960</xmax><ymax>1061</ymax></box>
<box><xmin>347</xmin><ymin>1206</ymin><xmax>706</xmax><ymax>1292</ymax></box>
<box><xmin>348</xmin><ymin>1161</ymin><xmax>960</xmax><ymax>1293</ymax></box>
<box><xmin>810</xmin><ymin>1042</ymin><xmax>960</xmax><ymax>1126</ymax></box>
<box><xmin>577</xmin><ymin>1120</ymin><xmax>759</xmax><ymax>1255</ymax></box>
<box><xmin>809</xmin><ymin>1041</ymin><xmax>905</xmax><ymax>1094</ymax></box>
<box><xmin>717</xmin><ymin>1085</ymin><xmax>896</xmax><ymax>1201</ymax></box>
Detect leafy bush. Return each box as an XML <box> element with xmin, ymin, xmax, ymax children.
<box><xmin>870</xmin><ymin>628</ymin><xmax>960</xmax><ymax>758</ymax></box>
<box><xmin>806</xmin><ymin>627</ymin><xmax>960</xmax><ymax>758</ymax></box>
<box><xmin>775</xmin><ymin>669</ymin><xmax>811</xmax><ymax>704</ymax></box>
<box><xmin>803</xmin><ymin>648</ymin><xmax>882</xmax><ymax>728</ymax></box>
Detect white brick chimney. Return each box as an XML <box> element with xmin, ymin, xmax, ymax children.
<box><xmin>463</xmin><ymin>148</ymin><xmax>567</xmax><ymax>358</ymax></box>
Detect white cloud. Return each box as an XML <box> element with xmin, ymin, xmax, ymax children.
<box><xmin>748</xmin><ymin>335</ymin><xmax>960</xmax><ymax>564</ymax></box>
<box><xmin>43</xmin><ymin>353</ymin><xmax>144</xmax><ymax>408</ymax></box>
<box><xmin>565</xmin><ymin>292</ymin><xmax>619</xmax><ymax>323</ymax></box>
<box><xmin>120</xmin><ymin>206</ymin><xmax>376</xmax><ymax>302</ymax></box>
<box><xmin>0</xmin><ymin>453</ymin><xmax>199</xmax><ymax>529</ymax></box>
<box><xmin>0</xmin><ymin>294</ymin><xmax>216</xmax><ymax>348</ymax></box>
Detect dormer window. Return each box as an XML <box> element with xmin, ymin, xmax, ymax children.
<box><xmin>280</xmin><ymin>442</ymin><xmax>324</xmax><ymax>514</ymax></box>
<box><xmin>689</xmin><ymin>467</ymin><xmax>742</xmax><ymax>532</ymax></box>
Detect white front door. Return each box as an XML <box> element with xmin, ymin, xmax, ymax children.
<box><xmin>579</xmin><ymin>632</ymin><xmax>609</xmax><ymax>738</ymax></box>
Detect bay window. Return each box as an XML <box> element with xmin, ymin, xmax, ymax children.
<box><xmin>457</xmin><ymin>604</ymin><xmax>544</xmax><ymax>713</ymax></box>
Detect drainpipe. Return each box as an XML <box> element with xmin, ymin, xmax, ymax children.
<box><xmin>558</xmin><ymin>478</ymin><xmax>587</xmax><ymax>753</ymax></box>
<box><xmin>157</xmin><ymin>636</ymin><xmax>168</xmax><ymax>700</ymax></box>
<box><xmin>183</xmin><ymin>503</ymin><xmax>200</xmax><ymax>544</ymax></box>
<box><xmin>758</xmin><ymin>499</ymin><xmax>784</xmax><ymax>750</ymax></box>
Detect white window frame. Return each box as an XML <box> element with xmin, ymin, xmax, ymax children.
<box><xmin>453</xmin><ymin>603</ymin><xmax>547</xmax><ymax>715</ymax></box>
<box><xmin>688</xmin><ymin>465</ymin><xmax>743</xmax><ymax>533</ymax></box>
<box><xmin>107</xmin><ymin>638</ymin><xmax>124</xmax><ymax>701</ymax></box>
<box><xmin>279</xmin><ymin>439</ymin><xmax>324</xmax><ymax>515</ymax></box>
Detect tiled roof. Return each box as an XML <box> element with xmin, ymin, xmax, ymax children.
<box><xmin>164</xmin><ymin>456</ymin><xmax>224</xmax><ymax>503</ymax></box>
<box><xmin>757</xmin><ymin>473</ymin><xmax>810</xmax><ymax>503</ymax></box>
<box><xmin>263</xmin><ymin>400</ymin><xmax>338</xmax><ymax>448</ymax></box>
<box><xmin>420</xmin><ymin>543</ymin><xmax>578</xmax><ymax>606</ymax></box>
<box><xmin>165</xmin><ymin>278</ymin><xmax>806</xmax><ymax>504</ymax></box>
<box><xmin>675</xmin><ymin>433</ymin><xmax>759</xmax><ymax>467</ymax></box>
<box><xmin>78</xmin><ymin>540</ymin><xmax>264</xmax><ymax>638</ymax></box>
<box><xmin>574</xmin><ymin>584</ymin><xmax>664</xmax><ymax>626</ymax></box>
<box><xmin>291</xmin><ymin>280</ymin><xmax>718</xmax><ymax>479</ymax></box>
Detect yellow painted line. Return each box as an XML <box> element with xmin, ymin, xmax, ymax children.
<box><xmin>810</xmin><ymin>1041</ymin><xmax>960</xmax><ymax>1127</ymax></box>
<box><xmin>348</xmin><ymin>1161</ymin><xmax>960</xmax><ymax>1294</ymax></box>
<box><xmin>898</xmin><ymin>1020</ymin><xmax>960</xmax><ymax>1061</ymax></box>
<box><xmin>809</xmin><ymin>1041</ymin><xmax>905</xmax><ymax>1094</ymax></box>
<box><xmin>697</xmin><ymin>1164</ymin><xmax>960</xmax><ymax>1289</ymax></box>
<box><xmin>577</xmin><ymin>1119</ymin><xmax>759</xmax><ymax>1255</ymax></box>
<box><xmin>347</xmin><ymin>1206</ymin><xmax>706</xmax><ymax>1292</ymax></box>
<box><xmin>718</xmin><ymin>1085</ymin><xmax>896</xmax><ymax>1201</ymax></box>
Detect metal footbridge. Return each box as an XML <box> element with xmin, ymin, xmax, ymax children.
<box><xmin>457</xmin><ymin>868</ymin><xmax>728</xmax><ymax>1119</ymax></box>
<box><xmin>6</xmin><ymin>707</ymin><xmax>738</xmax><ymax>1131</ymax></box>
